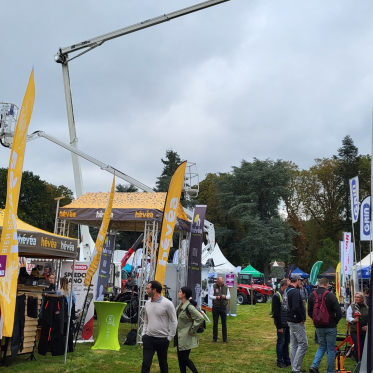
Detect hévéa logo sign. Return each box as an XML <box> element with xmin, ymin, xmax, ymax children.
<box><xmin>158</xmin><ymin>198</ymin><xmax>178</xmax><ymax>267</ymax></box>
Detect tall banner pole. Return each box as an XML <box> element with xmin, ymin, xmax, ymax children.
<box><xmin>0</xmin><ymin>70</ymin><xmax>35</xmax><ymax>338</ymax></box>
<box><xmin>187</xmin><ymin>205</ymin><xmax>207</xmax><ymax>307</ymax></box>
<box><xmin>84</xmin><ymin>175</ymin><xmax>115</xmax><ymax>287</ymax></box>
<box><xmin>340</xmin><ymin>241</ymin><xmax>345</xmax><ymax>292</ymax></box>
<box><xmin>343</xmin><ymin>232</ymin><xmax>353</xmax><ymax>301</ymax></box>
<box><xmin>368</xmin><ymin>108</ymin><xmax>373</xmax><ymax>373</ymax></box>
<box><xmin>349</xmin><ymin>177</ymin><xmax>359</xmax><ymax>266</ymax></box>
<box><xmin>155</xmin><ymin>162</ymin><xmax>187</xmax><ymax>287</ymax></box>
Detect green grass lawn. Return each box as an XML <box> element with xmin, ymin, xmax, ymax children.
<box><xmin>3</xmin><ymin>303</ymin><xmax>357</xmax><ymax>372</ymax></box>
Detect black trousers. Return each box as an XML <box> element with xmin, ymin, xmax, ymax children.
<box><xmin>351</xmin><ymin>331</ymin><xmax>365</xmax><ymax>361</ymax></box>
<box><xmin>212</xmin><ymin>306</ymin><xmax>227</xmax><ymax>341</ymax></box>
<box><xmin>141</xmin><ymin>335</ymin><xmax>169</xmax><ymax>373</ymax></box>
<box><xmin>11</xmin><ymin>294</ymin><xmax>26</xmax><ymax>358</ymax></box>
<box><xmin>177</xmin><ymin>348</ymin><xmax>198</xmax><ymax>373</ymax></box>
<box><xmin>38</xmin><ymin>296</ymin><xmax>65</xmax><ymax>356</ymax></box>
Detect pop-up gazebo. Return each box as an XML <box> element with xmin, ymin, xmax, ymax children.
<box><xmin>58</xmin><ymin>192</ymin><xmax>190</xmax><ymax>232</ymax></box>
<box><xmin>318</xmin><ymin>267</ymin><xmax>336</xmax><ymax>279</ymax></box>
<box><xmin>240</xmin><ymin>264</ymin><xmax>264</xmax><ymax>278</ymax></box>
<box><xmin>291</xmin><ymin>267</ymin><xmax>309</xmax><ymax>279</ymax></box>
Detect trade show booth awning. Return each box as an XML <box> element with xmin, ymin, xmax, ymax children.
<box><xmin>240</xmin><ymin>264</ymin><xmax>263</xmax><ymax>277</ymax></box>
<box><xmin>318</xmin><ymin>267</ymin><xmax>336</xmax><ymax>279</ymax></box>
<box><xmin>0</xmin><ymin>209</ymin><xmax>79</xmax><ymax>259</ymax></box>
<box><xmin>58</xmin><ymin>192</ymin><xmax>190</xmax><ymax>231</ymax></box>
<box><xmin>202</xmin><ymin>243</ymin><xmax>236</xmax><ymax>272</ymax></box>
<box><xmin>357</xmin><ymin>265</ymin><xmax>371</xmax><ymax>279</ymax></box>
<box><xmin>291</xmin><ymin>267</ymin><xmax>309</xmax><ymax>279</ymax></box>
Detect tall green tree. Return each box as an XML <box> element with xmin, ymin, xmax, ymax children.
<box><xmin>0</xmin><ymin>168</ymin><xmax>74</xmax><ymax>232</ymax></box>
<box><xmin>155</xmin><ymin>149</ymin><xmax>183</xmax><ymax>192</ymax></box>
<box><xmin>215</xmin><ymin>158</ymin><xmax>295</xmax><ymax>278</ymax></box>
<box><xmin>116</xmin><ymin>183</ymin><xmax>138</xmax><ymax>192</ymax></box>
<box><xmin>359</xmin><ymin>154</ymin><xmax>371</xmax><ymax>200</ymax></box>
<box><xmin>197</xmin><ymin>173</ymin><xmax>241</xmax><ymax>263</ymax></box>
<box><xmin>334</xmin><ymin>135</ymin><xmax>360</xmax><ymax>232</ymax></box>
<box><xmin>317</xmin><ymin>238</ymin><xmax>339</xmax><ymax>273</ymax></box>
<box><xmin>296</xmin><ymin>158</ymin><xmax>343</xmax><ymax>242</ymax></box>
<box><xmin>155</xmin><ymin>149</ymin><xmax>196</xmax><ymax>208</ymax></box>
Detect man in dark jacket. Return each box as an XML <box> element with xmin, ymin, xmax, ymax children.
<box><xmin>308</xmin><ymin>277</ymin><xmax>342</xmax><ymax>373</ymax></box>
<box><xmin>272</xmin><ymin>278</ymin><xmax>291</xmax><ymax>368</ymax></box>
<box><xmin>287</xmin><ymin>274</ymin><xmax>308</xmax><ymax>373</ymax></box>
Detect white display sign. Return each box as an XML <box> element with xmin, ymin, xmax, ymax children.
<box><xmin>343</xmin><ymin>232</ymin><xmax>353</xmax><ymax>275</ymax></box>
<box><xmin>61</xmin><ymin>261</ymin><xmax>96</xmax><ymax>342</ymax></box>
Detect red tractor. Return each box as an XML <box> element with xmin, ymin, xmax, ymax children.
<box><xmin>237</xmin><ymin>274</ymin><xmax>274</xmax><ymax>305</ymax></box>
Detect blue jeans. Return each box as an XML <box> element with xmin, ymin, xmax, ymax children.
<box><xmin>276</xmin><ymin>326</ymin><xmax>291</xmax><ymax>365</ymax></box>
<box><xmin>311</xmin><ymin>328</ymin><xmax>337</xmax><ymax>373</ymax></box>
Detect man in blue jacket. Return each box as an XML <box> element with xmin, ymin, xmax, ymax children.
<box><xmin>287</xmin><ymin>274</ymin><xmax>308</xmax><ymax>373</ymax></box>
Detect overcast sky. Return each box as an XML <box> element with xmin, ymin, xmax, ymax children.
<box><xmin>1</xmin><ymin>0</ymin><xmax>373</xmax><ymax>197</ymax></box>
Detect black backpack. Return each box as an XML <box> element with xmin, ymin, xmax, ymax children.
<box><xmin>185</xmin><ymin>304</ymin><xmax>206</xmax><ymax>333</ymax></box>
<box><xmin>124</xmin><ymin>329</ymin><xmax>137</xmax><ymax>345</ymax></box>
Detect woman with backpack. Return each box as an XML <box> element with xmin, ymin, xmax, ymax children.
<box><xmin>346</xmin><ymin>292</ymin><xmax>369</xmax><ymax>361</ymax></box>
<box><xmin>175</xmin><ymin>287</ymin><xmax>205</xmax><ymax>373</ymax></box>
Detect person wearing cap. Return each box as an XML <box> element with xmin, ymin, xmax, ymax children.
<box><xmin>287</xmin><ymin>274</ymin><xmax>308</xmax><ymax>373</ymax></box>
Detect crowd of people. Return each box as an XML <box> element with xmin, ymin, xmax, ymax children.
<box><xmin>35</xmin><ymin>270</ymin><xmax>371</xmax><ymax>373</ymax></box>
<box><xmin>272</xmin><ymin>274</ymin><xmax>370</xmax><ymax>373</ymax></box>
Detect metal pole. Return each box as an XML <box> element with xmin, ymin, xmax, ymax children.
<box><xmin>64</xmin><ymin>259</ymin><xmax>76</xmax><ymax>364</ymax></box>
<box><xmin>250</xmin><ymin>277</ymin><xmax>253</xmax><ymax>310</ymax></box>
<box><xmin>61</xmin><ymin>62</ymin><xmax>84</xmax><ymax>198</ymax></box>
<box><xmin>371</xmin><ymin>109</ymin><xmax>373</xmax><ymax>269</ymax></box>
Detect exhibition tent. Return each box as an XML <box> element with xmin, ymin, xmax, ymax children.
<box><xmin>58</xmin><ymin>192</ymin><xmax>190</xmax><ymax>232</ymax></box>
<box><xmin>0</xmin><ymin>209</ymin><xmax>78</xmax><ymax>259</ymax></box>
<box><xmin>202</xmin><ymin>243</ymin><xmax>236</xmax><ymax>272</ymax></box>
<box><xmin>240</xmin><ymin>264</ymin><xmax>263</xmax><ymax>278</ymax></box>
<box><xmin>291</xmin><ymin>267</ymin><xmax>310</xmax><ymax>278</ymax></box>
<box><xmin>318</xmin><ymin>266</ymin><xmax>336</xmax><ymax>279</ymax></box>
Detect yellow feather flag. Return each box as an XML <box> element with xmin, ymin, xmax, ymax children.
<box><xmin>155</xmin><ymin>161</ymin><xmax>187</xmax><ymax>287</ymax></box>
<box><xmin>84</xmin><ymin>176</ymin><xmax>115</xmax><ymax>287</ymax></box>
<box><xmin>336</xmin><ymin>262</ymin><xmax>341</xmax><ymax>297</ymax></box>
<box><xmin>0</xmin><ymin>70</ymin><xmax>35</xmax><ymax>337</ymax></box>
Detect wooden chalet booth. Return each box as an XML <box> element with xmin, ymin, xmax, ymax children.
<box><xmin>0</xmin><ymin>209</ymin><xmax>78</xmax><ymax>363</ymax></box>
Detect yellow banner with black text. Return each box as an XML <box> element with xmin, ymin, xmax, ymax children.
<box><xmin>155</xmin><ymin>162</ymin><xmax>186</xmax><ymax>287</ymax></box>
<box><xmin>84</xmin><ymin>176</ymin><xmax>115</xmax><ymax>287</ymax></box>
<box><xmin>0</xmin><ymin>70</ymin><xmax>35</xmax><ymax>337</ymax></box>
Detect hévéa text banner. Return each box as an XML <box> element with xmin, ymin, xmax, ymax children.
<box><xmin>0</xmin><ymin>70</ymin><xmax>35</xmax><ymax>337</ymax></box>
<box><xmin>84</xmin><ymin>176</ymin><xmax>115</xmax><ymax>286</ymax></box>
<box><xmin>155</xmin><ymin>162</ymin><xmax>187</xmax><ymax>287</ymax></box>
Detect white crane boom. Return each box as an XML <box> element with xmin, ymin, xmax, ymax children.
<box><xmin>55</xmin><ymin>0</ymin><xmax>230</xmax><ymax>62</ymax></box>
<box><xmin>52</xmin><ymin>0</ymin><xmax>227</xmax><ymax>259</ymax></box>
<box><xmin>27</xmin><ymin>130</ymin><xmax>216</xmax><ymax>245</ymax></box>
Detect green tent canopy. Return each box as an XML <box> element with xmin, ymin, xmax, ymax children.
<box><xmin>240</xmin><ymin>264</ymin><xmax>264</xmax><ymax>278</ymax></box>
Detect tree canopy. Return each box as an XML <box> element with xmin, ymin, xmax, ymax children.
<box><xmin>198</xmin><ymin>159</ymin><xmax>296</xmax><ymax>277</ymax></box>
<box><xmin>155</xmin><ymin>149</ymin><xmax>183</xmax><ymax>192</ymax></box>
<box><xmin>0</xmin><ymin>168</ymin><xmax>74</xmax><ymax>232</ymax></box>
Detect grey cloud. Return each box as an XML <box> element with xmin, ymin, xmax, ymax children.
<box><xmin>1</xmin><ymin>0</ymin><xmax>373</xmax><ymax>198</ymax></box>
